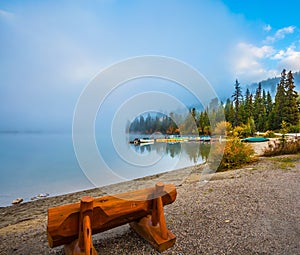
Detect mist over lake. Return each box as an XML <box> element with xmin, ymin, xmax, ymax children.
<box><xmin>0</xmin><ymin>132</ymin><xmax>210</xmax><ymax>206</ymax></box>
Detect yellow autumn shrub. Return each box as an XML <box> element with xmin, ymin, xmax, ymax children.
<box><xmin>209</xmin><ymin>138</ymin><xmax>255</xmax><ymax>171</ymax></box>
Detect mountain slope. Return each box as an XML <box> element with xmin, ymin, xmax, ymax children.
<box><xmin>246</xmin><ymin>71</ymin><xmax>300</xmax><ymax>95</ymax></box>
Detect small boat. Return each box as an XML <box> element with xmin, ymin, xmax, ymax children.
<box><xmin>167</xmin><ymin>141</ymin><xmax>180</xmax><ymax>145</ymax></box>
<box><xmin>129</xmin><ymin>138</ymin><xmax>140</xmax><ymax>144</ymax></box>
<box><xmin>129</xmin><ymin>138</ymin><xmax>154</xmax><ymax>145</ymax></box>
<box><xmin>200</xmin><ymin>136</ymin><xmax>211</xmax><ymax>142</ymax></box>
<box><xmin>139</xmin><ymin>142</ymin><xmax>154</xmax><ymax>146</ymax></box>
<box><xmin>139</xmin><ymin>138</ymin><xmax>155</xmax><ymax>143</ymax></box>
<box><xmin>241</xmin><ymin>137</ymin><xmax>270</xmax><ymax>143</ymax></box>
<box><xmin>188</xmin><ymin>137</ymin><xmax>201</xmax><ymax>142</ymax></box>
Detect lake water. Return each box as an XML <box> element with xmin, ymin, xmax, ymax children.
<box><xmin>0</xmin><ymin>133</ymin><xmax>210</xmax><ymax>206</ymax></box>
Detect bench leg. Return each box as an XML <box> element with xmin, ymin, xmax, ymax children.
<box><xmin>130</xmin><ymin>213</ymin><xmax>176</xmax><ymax>252</ymax></box>
<box><xmin>130</xmin><ymin>183</ymin><xmax>176</xmax><ymax>252</ymax></box>
<box><xmin>64</xmin><ymin>238</ymin><xmax>98</xmax><ymax>255</ymax></box>
<box><xmin>64</xmin><ymin>196</ymin><xmax>99</xmax><ymax>255</ymax></box>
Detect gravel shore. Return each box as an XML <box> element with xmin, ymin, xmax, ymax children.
<box><xmin>0</xmin><ymin>153</ymin><xmax>299</xmax><ymax>255</ymax></box>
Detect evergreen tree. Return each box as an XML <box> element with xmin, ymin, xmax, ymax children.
<box><xmin>139</xmin><ymin>116</ymin><xmax>145</xmax><ymax>132</ymax></box>
<box><xmin>243</xmin><ymin>88</ymin><xmax>253</xmax><ymax>123</ymax></box>
<box><xmin>154</xmin><ymin>116</ymin><xmax>161</xmax><ymax>132</ymax></box>
<box><xmin>198</xmin><ymin>110</ymin><xmax>210</xmax><ymax>135</ymax></box>
<box><xmin>272</xmin><ymin>70</ymin><xmax>287</xmax><ymax>130</ymax></box>
<box><xmin>266</xmin><ymin>91</ymin><xmax>273</xmax><ymax>115</ymax></box>
<box><xmin>145</xmin><ymin>113</ymin><xmax>152</xmax><ymax>132</ymax></box>
<box><xmin>262</xmin><ymin>89</ymin><xmax>267</xmax><ymax>111</ymax></box>
<box><xmin>231</xmin><ymin>79</ymin><xmax>243</xmax><ymax>126</ymax></box>
<box><xmin>130</xmin><ymin>69</ymin><xmax>298</xmax><ymax>134</ymax></box>
<box><xmin>261</xmin><ymin>89</ymin><xmax>268</xmax><ymax>131</ymax></box>
<box><xmin>285</xmin><ymin>70</ymin><xmax>299</xmax><ymax>126</ymax></box>
<box><xmin>266</xmin><ymin>91</ymin><xmax>273</xmax><ymax>130</ymax></box>
<box><xmin>215</xmin><ymin>101</ymin><xmax>226</xmax><ymax>124</ymax></box>
<box><xmin>191</xmin><ymin>107</ymin><xmax>196</xmax><ymax>121</ymax></box>
<box><xmin>253</xmin><ymin>83</ymin><xmax>266</xmax><ymax>131</ymax></box>
<box><xmin>224</xmin><ymin>98</ymin><xmax>234</xmax><ymax>124</ymax></box>
<box><xmin>129</xmin><ymin>117</ymin><xmax>141</xmax><ymax>132</ymax></box>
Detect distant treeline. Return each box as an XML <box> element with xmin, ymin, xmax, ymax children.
<box><xmin>129</xmin><ymin>69</ymin><xmax>299</xmax><ymax>135</ymax></box>
<box><xmin>129</xmin><ymin>113</ymin><xmax>180</xmax><ymax>134</ymax></box>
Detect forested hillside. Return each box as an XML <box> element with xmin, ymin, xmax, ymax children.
<box><xmin>246</xmin><ymin>71</ymin><xmax>300</xmax><ymax>95</ymax></box>
<box><xmin>129</xmin><ymin>69</ymin><xmax>300</xmax><ymax>136</ymax></box>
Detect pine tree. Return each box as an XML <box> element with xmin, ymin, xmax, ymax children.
<box><xmin>266</xmin><ymin>91</ymin><xmax>273</xmax><ymax>115</ymax></box>
<box><xmin>130</xmin><ymin>117</ymin><xmax>140</xmax><ymax>132</ymax></box>
<box><xmin>266</xmin><ymin>91</ymin><xmax>273</xmax><ymax>130</ymax></box>
<box><xmin>232</xmin><ymin>79</ymin><xmax>243</xmax><ymax>127</ymax></box>
<box><xmin>198</xmin><ymin>110</ymin><xmax>210</xmax><ymax>135</ymax></box>
<box><xmin>145</xmin><ymin>113</ymin><xmax>152</xmax><ymax>132</ymax></box>
<box><xmin>285</xmin><ymin>70</ymin><xmax>299</xmax><ymax>126</ymax></box>
<box><xmin>253</xmin><ymin>83</ymin><xmax>266</xmax><ymax>131</ymax></box>
<box><xmin>262</xmin><ymin>89</ymin><xmax>267</xmax><ymax>111</ymax></box>
<box><xmin>224</xmin><ymin>98</ymin><xmax>235</xmax><ymax>124</ymax></box>
<box><xmin>272</xmin><ymin>70</ymin><xmax>287</xmax><ymax>130</ymax></box>
<box><xmin>261</xmin><ymin>89</ymin><xmax>268</xmax><ymax>131</ymax></box>
<box><xmin>153</xmin><ymin>116</ymin><xmax>161</xmax><ymax>132</ymax></box>
<box><xmin>215</xmin><ymin>101</ymin><xmax>225</xmax><ymax>123</ymax></box>
<box><xmin>243</xmin><ymin>88</ymin><xmax>253</xmax><ymax>123</ymax></box>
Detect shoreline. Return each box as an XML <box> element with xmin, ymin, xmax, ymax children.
<box><xmin>0</xmin><ymin>154</ymin><xmax>299</xmax><ymax>254</ymax></box>
<box><xmin>0</xmin><ymin>162</ymin><xmax>205</xmax><ymax>223</ymax></box>
<box><xmin>0</xmin><ymin>161</ymin><xmax>204</xmax><ymax>209</ymax></box>
<box><xmin>2</xmin><ymin>141</ymin><xmax>270</xmax><ymax>208</ymax></box>
<box><xmin>0</xmin><ymin>160</ymin><xmax>204</xmax><ymax>208</ymax></box>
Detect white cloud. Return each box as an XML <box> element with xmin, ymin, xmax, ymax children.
<box><xmin>236</xmin><ymin>42</ymin><xmax>275</xmax><ymax>63</ymax></box>
<box><xmin>272</xmin><ymin>45</ymin><xmax>298</xmax><ymax>60</ymax></box>
<box><xmin>275</xmin><ymin>46</ymin><xmax>300</xmax><ymax>71</ymax></box>
<box><xmin>232</xmin><ymin>42</ymin><xmax>277</xmax><ymax>83</ymax></box>
<box><xmin>264</xmin><ymin>25</ymin><xmax>296</xmax><ymax>43</ymax></box>
<box><xmin>273</xmin><ymin>49</ymin><xmax>285</xmax><ymax>60</ymax></box>
<box><xmin>232</xmin><ymin>40</ymin><xmax>300</xmax><ymax>84</ymax></box>
<box><xmin>275</xmin><ymin>26</ymin><xmax>295</xmax><ymax>38</ymax></box>
<box><xmin>263</xmin><ymin>24</ymin><xmax>272</xmax><ymax>32</ymax></box>
<box><xmin>245</xmin><ymin>43</ymin><xmax>275</xmax><ymax>58</ymax></box>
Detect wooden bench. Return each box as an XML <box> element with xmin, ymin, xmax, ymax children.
<box><xmin>47</xmin><ymin>182</ymin><xmax>177</xmax><ymax>254</ymax></box>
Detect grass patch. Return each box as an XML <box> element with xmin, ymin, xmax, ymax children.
<box><xmin>269</xmin><ymin>157</ymin><xmax>296</xmax><ymax>170</ymax></box>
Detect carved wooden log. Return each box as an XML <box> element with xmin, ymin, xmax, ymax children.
<box><xmin>64</xmin><ymin>196</ymin><xmax>98</xmax><ymax>255</ymax></box>
<box><xmin>47</xmin><ymin>183</ymin><xmax>177</xmax><ymax>253</ymax></box>
<box><xmin>130</xmin><ymin>183</ymin><xmax>176</xmax><ymax>252</ymax></box>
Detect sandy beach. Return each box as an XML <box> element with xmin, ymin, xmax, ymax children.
<box><xmin>0</xmin><ymin>149</ymin><xmax>299</xmax><ymax>255</ymax></box>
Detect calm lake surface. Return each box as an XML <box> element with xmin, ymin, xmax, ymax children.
<box><xmin>0</xmin><ymin>133</ymin><xmax>210</xmax><ymax>206</ymax></box>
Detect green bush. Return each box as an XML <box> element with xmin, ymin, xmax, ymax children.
<box><xmin>209</xmin><ymin>138</ymin><xmax>255</xmax><ymax>171</ymax></box>
<box><xmin>288</xmin><ymin>125</ymin><xmax>300</xmax><ymax>133</ymax></box>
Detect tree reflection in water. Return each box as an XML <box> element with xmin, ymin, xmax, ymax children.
<box><xmin>131</xmin><ymin>142</ymin><xmax>210</xmax><ymax>163</ymax></box>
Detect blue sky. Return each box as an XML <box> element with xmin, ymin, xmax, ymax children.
<box><xmin>0</xmin><ymin>0</ymin><xmax>300</xmax><ymax>130</ymax></box>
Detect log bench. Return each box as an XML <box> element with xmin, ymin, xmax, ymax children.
<box><xmin>47</xmin><ymin>182</ymin><xmax>177</xmax><ymax>254</ymax></box>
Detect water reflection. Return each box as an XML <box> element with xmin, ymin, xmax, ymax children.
<box><xmin>166</xmin><ymin>143</ymin><xmax>181</xmax><ymax>158</ymax></box>
<box><xmin>131</xmin><ymin>142</ymin><xmax>210</xmax><ymax>163</ymax></box>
